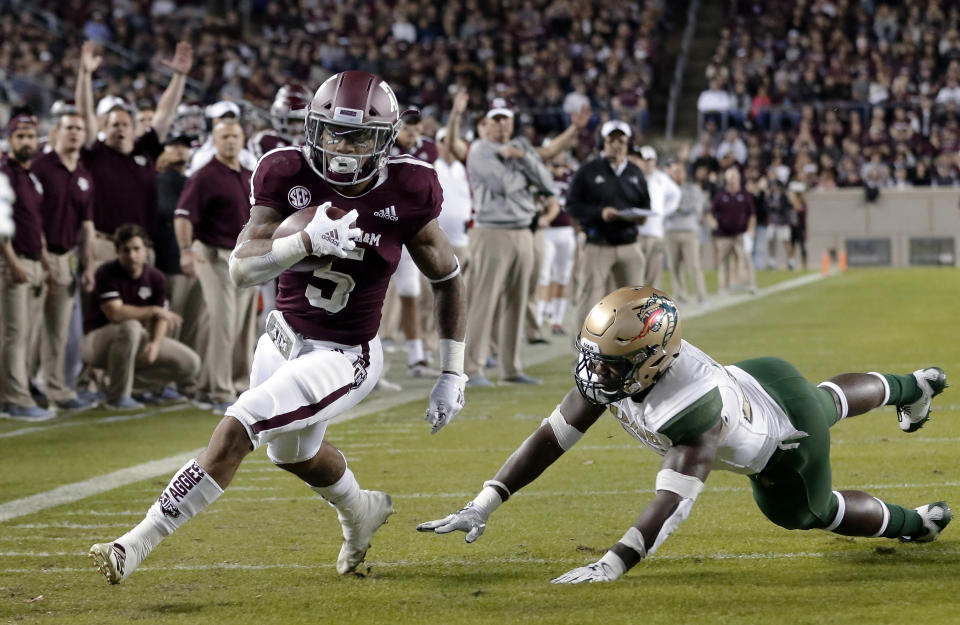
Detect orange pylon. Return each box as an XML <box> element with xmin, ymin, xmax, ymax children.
<box><xmin>821</xmin><ymin>252</ymin><xmax>830</xmax><ymax>275</ymax></box>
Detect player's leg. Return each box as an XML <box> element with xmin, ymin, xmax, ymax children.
<box><xmin>742</xmin><ymin>358</ymin><xmax>951</xmax><ymax>543</ymax></box>
<box><xmin>537</xmin><ymin>229</ymin><xmax>557</xmax><ymax>328</ymax></box>
<box><xmin>264</xmin><ymin>338</ymin><xmax>389</xmax><ymax>574</ymax></box>
<box><xmin>817</xmin><ymin>368</ymin><xmax>947</xmax><ymax>432</ymax></box>
<box><xmin>89</xmin><ymin>334</ymin><xmax>284</xmax><ymax>584</ymax></box>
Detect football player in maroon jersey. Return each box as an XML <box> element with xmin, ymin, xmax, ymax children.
<box><xmin>247</xmin><ymin>84</ymin><xmax>311</xmax><ymax>161</ymax></box>
<box><xmin>90</xmin><ymin>71</ymin><xmax>467</xmax><ymax>585</ymax></box>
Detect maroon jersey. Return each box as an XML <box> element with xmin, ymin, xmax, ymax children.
<box><xmin>548</xmin><ymin>168</ymin><xmax>574</xmax><ymax>228</ymax></box>
<box><xmin>1</xmin><ymin>156</ymin><xmax>44</xmax><ymax>257</ymax></box>
<box><xmin>82</xmin><ymin>129</ymin><xmax>163</xmax><ymax>236</ymax></box>
<box><xmin>247</xmin><ymin>129</ymin><xmax>292</xmax><ymax>161</ymax></box>
<box><xmin>84</xmin><ymin>260</ymin><xmax>167</xmax><ymax>332</ymax></box>
<box><xmin>711</xmin><ymin>190</ymin><xmax>755</xmax><ymax>237</ymax></box>
<box><xmin>391</xmin><ymin>136</ymin><xmax>438</xmax><ymax>164</ymax></box>
<box><xmin>251</xmin><ymin>148</ymin><xmax>443</xmax><ymax>344</ymax></box>
<box><xmin>31</xmin><ymin>151</ymin><xmax>94</xmax><ymax>251</ymax></box>
<box><xmin>174</xmin><ymin>158</ymin><xmax>252</xmax><ymax>249</ymax></box>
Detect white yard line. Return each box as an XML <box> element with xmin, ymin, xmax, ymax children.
<box><xmin>0</xmin><ymin>449</ymin><xmax>202</xmax><ymax>523</ymax></box>
<box><xmin>0</xmin><ymin>273</ymin><xmax>833</xmax><ymax>523</ymax></box>
<box><xmin>0</xmin><ymin>546</ymin><xmax>951</xmax><ymax>575</ymax></box>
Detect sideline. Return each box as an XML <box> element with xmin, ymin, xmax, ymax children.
<box><xmin>0</xmin><ymin>272</ymin><xmax>829</xmax><ymax>523</ymax></box>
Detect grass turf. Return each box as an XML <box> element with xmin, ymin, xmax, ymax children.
<box><xmin>1</xmin><ymin>267</ymin><xmax>959</xmax><ymax>624</ymax></box>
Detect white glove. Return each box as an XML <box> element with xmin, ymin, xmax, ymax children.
<box><xmin>550</xmin><ymin>552</ymin><xmax>625</xmax><ymax>584</ymax></box>
<box><xmin>416</xmin><ymin>502</ymin><xmax>488</xmax><ymax>543</ymax></box>
<box><xmin>304</xmin><ymin>202</ymin><xmax>362</xmax><ymax>258</ymax></box>
<box><xmin>425</xmin><ymin>372</ymin><xmax>466</xmax><ymax>434</ymax></box>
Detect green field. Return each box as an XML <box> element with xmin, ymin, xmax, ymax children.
<box><xmin>2</xmin><ymin>268</ymin><xmax>959</xmax><ymax>624</ymax></box>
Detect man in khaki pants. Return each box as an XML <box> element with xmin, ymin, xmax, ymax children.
<box><xmin>82</xmin><ymin>225</ymin><xmax>199</xmax><ymax>410</ymax></box>
<box><xmin>708</xmin><ymin>167</ymin><xmax>757</xmax><ymax>295</ymax></box>
<box><xmin>174</xmin><ymin>119</ymin><xmax>255</xmax><ymax>414</ymax></box>
<box><xmin>31</xmin><ymin>111</ymin><xmax>98</xmax><ymax>412</ymax></box>
<box><xmin>0</xmin><ymin>113</ymin><xmax>55</xmax><ymax>420</ymax></box>
<box><xmin>566</xmin><ymin>120</ymin><xmax>650</xmax><ymax>330</ymax></box>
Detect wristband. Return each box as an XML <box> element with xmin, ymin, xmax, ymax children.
<box><xmin>598</xmin><ymin>550</ymin><xmax>626</xmax><ymax>578</ymax></box>
<box><xmin>618</xmin><ymin>526</ymin><xmax>647</xmax><ymax>560</ymax></box>
<box><xmin>438</xmin><ymin>338</ymin><xmax>465</xmax><ymax>375</ymax></box>
<box><xmin>470</xmin><ymin>485</ymin><xmax>503</xmax><ymax>518</ymax></box>
<box><xmin>429</xmin><ymin>257</ymin><xmax>461</xmax><ymax>283</ymax></box>
<box><xmin>271</xmin><ymin>232</ymin><xmax>307</xmax><ymax>266</ymax></box>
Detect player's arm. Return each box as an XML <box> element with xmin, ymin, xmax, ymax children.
<box><xmin>100</xmin><ymin>298</ymin><xmax>178</xmax><ymax>326</ymax></box>
<box><xmin>417</xmin><ymin>387</ymin><xmax>605</xmax><ymax>538</ymax></box>
<box><xmin>151</xmin><ymin>42</ymin><xmax>193</xmax><ymax>142</ymax></box>
<box><xmin>446</xmin><ymin>88</ymin><xmax>469</xmax><ymax>162</ymax></box>
<box><xmin>406</xmin><ymin>219</ymin><xmax>468</xmax><ymax>433</ymax></box>
<box><xmin>228</xmin><ymin>204</ymin><xmax>300</xmax><ymax>288</ymax></box>
<box><xmin>551</xmin><ymin>419</ymin><xmax>723</xmax><ymax>584</ymax></box>
<box><xmin>535</xmin><ymin>104</ymin><xmax>590</xmax><ymax>162</ymax></box>
<box><xmin>75</xmin><ymin>41</ymin><xmax>101</xmax><ymax>150</ymax></box>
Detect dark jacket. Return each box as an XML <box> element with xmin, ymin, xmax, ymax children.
<box><xmin>566</xmin><ymin>157</ymin><xmax>649</xmax><ymax>245</ymax></box>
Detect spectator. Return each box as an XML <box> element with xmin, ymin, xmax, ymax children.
<box><xmin>82</xmin><ymin>224</ymin><xmax>200</xmax><ymax>410</ymax></box>
<box><xmin>174</xmin><ymin>119</ymin><xmax>255</xmax><ymax>414</ymax></box>
<box><xmin>30</xmin><ymin>111</ymin><xmax>98</xmax><ymax>412</ymax></box>
<box><xmin>0</xmin><ymin>113</ymin><xmax>53</xmax><ymax>420</ymax></box>
<box><xmin>664</xmin><ymin>162</ymin><xmax>708</xmax><ymax>304</ymax></box>
<box><xmin>155</xmin><ymin>132</ymin><xmax>206</xmax><ymax>357</ymax></box>
<box><xmin>463</xmin><ymin>98</ymin><xmax>555</xmax><ymax>387</ymax></box>
<box><xmin>708</xmin><ymin>167</ymin><xmax>756</xmax><ymax>295</ymax></box>
<box><xmin>632</xmin><ymin>145</ymin><xmax>680</xmax><ymax>289</ymax></box>
<box><xmin>75</xmin><ymin>40</ymin><xmax>193</xmax><ymax>267</ymax></box>
<box><xmin>566</xmin><ymin>120</ymin><xmax>649</xmax><ymax>329</ymax></box>
<box><xmin>716</xmin><ymin>128</ymin><xmax>748</xmax><ymax>165</ymax></box>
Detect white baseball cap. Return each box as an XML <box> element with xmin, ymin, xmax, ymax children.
<box><xmin>600</xmin><ymin>120</ymin><xmax>632</xmax><ymax>138</ymax></box>
<box><xmin>486</xmin><ymin>97</ymin><xmax>514</xmax><ymax>119</ymax></box>
<box><xmin>96</xmin><ymin>95</ymin><xmax>134</xmax><ymax>117</ymax></box>
<box><xmin>435</xmin><ymin>127</ymin><xmax>448</xmax><ymax>142</ymax></box>
<box><xmin>638</xmin><ymin>145</ymin><xmax>658</xmax><ymax>161</ymax></box>
<box><xmin>205</xmin><ymin>100</ymin><xmax>241</xmax><ymax>120</ymax></box>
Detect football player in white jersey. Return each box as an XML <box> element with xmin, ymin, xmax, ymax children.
<box><xmin>419</xmin><ymin>286</ymin><xmax>951</xmax><ymax>583</ymax></box>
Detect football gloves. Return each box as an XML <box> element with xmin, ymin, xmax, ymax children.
<box><xmin>550</xmin><ymin>555</ymin><xmax>624</xmax><ymax>584</ymax></box>
<box><xmin>304</xmin><ymin>202</ymin><xmax>362</xmax><ymax>258</ymax></box>
<box><xmin>416</xmin><ymin>502</ymin><xmax>488</xmax><ymax>543</ymax></box>
<box><xmin>425</xmin><ymin>372</ymin><xmax>466</xmax><ymax>434</ymax></box>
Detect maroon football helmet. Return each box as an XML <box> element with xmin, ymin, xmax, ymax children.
<box><xmin>305</xmin><ymin>71</ymin><xmax>402</xmax><ymax>186</ymax></box>
<box><xmin>270</xmin><ymin>84</ymin><xmax>310</xmax><ymax>141</ymax></box>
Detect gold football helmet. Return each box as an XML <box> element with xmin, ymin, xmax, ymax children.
<box><xmin>575</xmin><ymin>286</ymin><xmax>683</xmax><ymax>404</ymax></box>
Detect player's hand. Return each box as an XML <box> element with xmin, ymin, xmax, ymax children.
<box><xmin>153</xmin><ymin>307</ymin><xmax>183</xmax><ymax>331</ymax></box>
<box><xmin>498</xmin><ymin>144</ymin><xmax>525</xmax><ymax>160</ymax></box>
<box><xmin>7</xmin><ymin>262</ymin><xmax>28</xmax><ymax>284</ymax></box>
<box><xmin>179</xmin><ymin>248</ymin><xmax>204</xmax><ymax>277</ymax></box>
<box><xmin>80</xmin><ymin>41</ymin><xmax>102</xmax><ymax>74</ymax></box>
<box><xmin>416</xmin><ymin>502</ymin><xmax>488</xmax><ymax>543</ymax></box>
<box><xmin>80</xmin><ymin>268</ymin><xmax>95</xmax><ymax>293</ymax></box>
<box><xmin>452</xmin><ymin>88</ymin><xmax>469</xmax><ymax>115</ymax></box>
<box><xmin>550</xmin><ymin>559</ymin><xmax>621</xmax><ymax>584</ymax></box>
<box><xmin>425</xmin><ymin>372</ymin><xmax>466</xmax><ymax>434</ymax></box>
<box><xmin>304</xmin><ymin>202</ymin><xmax>362</xmax><ymax>258</ymax></box>
<box><xmin>571</xmin><ymin>104</ymin><xmax>591</xmax><ymax>129</ymax></box>
<box><xmin>161</xmin><ymin>41</ymin><xmax>193</xmax><ymax>75</ymax></box>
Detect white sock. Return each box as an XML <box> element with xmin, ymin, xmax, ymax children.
<box><xmin>117</xmin><ymin>459</ymin><xmax>223</xmax><ymax>574</ymax></box>
<box><xmin>552</xmin><ymin>298</ymin><xmax>567</xmax><ymax>324</ymax></box>
<box><xmin>536</xmin><ymin>299</ymin><xmax>548</xmax><ymax>326</ymax></box>
<box><xmin>311</xmin><ymin>467</ymin><xmax>361</xmax><ymax>509</ymax></box>
<box><xmin>406</xmin><ymin>339</ymin><xmax>424</xmax><ymax>367</ymax></box>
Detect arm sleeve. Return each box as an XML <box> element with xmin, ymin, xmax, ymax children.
<box><xmin>249</xmin><ymin>152</ymin><xmax>288</xmax><ymax>213</ymax></box>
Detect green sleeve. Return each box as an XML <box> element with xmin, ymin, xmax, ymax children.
<box><xmin>659</xmin><ymin>388</ymin><xmax>722</xmax><ymax>444</ymax></box>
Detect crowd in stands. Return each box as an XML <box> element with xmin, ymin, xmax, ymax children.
<box><xmin>697</xmin><ymin>0</ymin><xmax>960</xmax><ymax>190</ymax></box>
<box><xmin>5</xmin><ymin>0</ymin><xmax>669</xmax><ymax>158</ymax></box>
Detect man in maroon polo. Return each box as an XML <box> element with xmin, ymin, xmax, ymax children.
<box><xmin>709</xmin><ymin>167</ymin><xmax>757</xmax><ymax>295</ymax></box>
<box><xmin>0</xmin><ymin>113</ymin><xmax>55</xmax><ymax>421</ymax></box>
<box><xmin>174</xmin><ymin>119</ymin><xmax>255</xmax><ymax>414</ymax></box>
<box><xmin>82</xmin><ymin>224</ymin><xmax>200</xmax><ymax>410</ymax></box>
<box><xmin>31</xmin><ymin>112</ymin><xmax>98</xmax><ymax>412</ymax></box>
<box><xmin>74</xmin><ymin>39</ymin><xmax>193</xmax><ymax>268</ymax></box>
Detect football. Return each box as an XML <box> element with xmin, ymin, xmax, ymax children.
<box><xmin>271</xmin><ymin>204</ymin><xmax>354</xmax><ymax>271</ymax></box>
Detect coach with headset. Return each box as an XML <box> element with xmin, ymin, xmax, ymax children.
<box><xmin>566</xmin><ymin>120</ymin><xmax>650</xmax><ymax>329</ymax></box>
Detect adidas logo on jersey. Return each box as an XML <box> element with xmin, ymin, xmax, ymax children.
<box><xmin>374</xmin><ymin>205</ymin><xmax>399</xmax><ymax>221</ymax></box>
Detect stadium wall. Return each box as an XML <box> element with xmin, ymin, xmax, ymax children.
<box><xmin>807</xmin><ymin>189</ymin><xmax>960</xmax><ymax>268</ymax></box>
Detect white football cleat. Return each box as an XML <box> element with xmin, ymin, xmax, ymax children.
<box><xmin>897</xmin><ymin>367</ymin><xmax>948</xmax><ymax>433</ymax></box>
<box><xmin>89</xmin><ymin>542</ymin><xmax>129</xmax><ymax>584</ymax></box>
<box><xmin>335</xmin><ymin>490</ymin><xmax>394</xmax><ymax>575</ymax></box>
<box><xmin>900</xmin><ymin>502</ymin><xmax>952</xmax><ymax>543</ymax></box>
